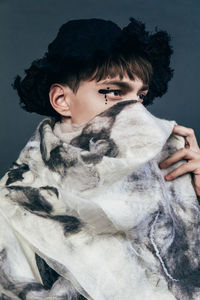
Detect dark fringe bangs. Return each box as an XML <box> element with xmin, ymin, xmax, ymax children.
<box><xmin>88</xmin><ymin>54</ymin><xmax>153</xmax><ymax>85</ymax></box>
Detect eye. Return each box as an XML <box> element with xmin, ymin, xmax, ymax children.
<box><xmin>109</xmin><ymin>90</ymin><xmax>122</xmax><ymax>97</ymax></box>
<box><xmin>138</xmin><ymin>94</ymin><xmax>146</xmax><ymax>100</ymax></box>
<box><xmin>98</xmin><ymin>89</ymin><xmax>122</xmax><ymax>97</ymax></box>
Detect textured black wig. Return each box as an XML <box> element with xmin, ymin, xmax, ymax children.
<box><xmin>12</xmin><ymin>17</ymin><xmax>174</xmax><ymax>120</ymax></box>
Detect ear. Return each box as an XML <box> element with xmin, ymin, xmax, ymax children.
<box><xmin>49</xmin><ymin>83</ymin><xmax>72</xmax><ymax>117</ymax></box>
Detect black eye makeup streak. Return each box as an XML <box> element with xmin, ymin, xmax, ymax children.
<box><xmin>98</xmin><ymin>89</ymin><xmax>121</xmax><ymax>95</ymax></box>
<box><xmin>98</xmin><ymin>86</ymin><xmax>147</xmax><ymax>104</ymax></box>
<box><xmin>98</xmin><ymin>87</ymin><xmax>122</xmax><ymax>104</ymax></box>
<box><xmin>97</xmin><ymin>81</ymin><xmax>149</xmax><ymax>93</ymax></box>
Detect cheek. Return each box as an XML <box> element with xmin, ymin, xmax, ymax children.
<box><xmin>77</xmin><ymin>92</ymin><xmax>104</xmax><ymax>113</ymax></box>
<box><xmin>70</xmin><ymin>93</ymin><xmax>105</xmax><ymax>123</ymax></box>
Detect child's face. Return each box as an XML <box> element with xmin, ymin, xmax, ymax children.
<box><xmin>57</xmin><ymin>74</ymin><xmax>149</xmax><ymax>124</ymax></box>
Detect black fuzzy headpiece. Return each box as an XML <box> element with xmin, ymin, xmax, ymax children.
<box><xmin>46</xmin><ymin>17</ymin><xmax>174</xmax><ymax>105</ymax></box>
<box><xmin>13</xmin><ymin>17</ymin><xmax>174</xmax><ymax>118</ymax></box>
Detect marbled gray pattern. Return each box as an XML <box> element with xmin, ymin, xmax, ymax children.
<box><xmin>0</xmin><ymin>100</ymin><xmax>199</xmax><ymax>299</ymax></box>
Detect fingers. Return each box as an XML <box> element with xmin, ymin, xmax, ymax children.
<box><xmin>164</xmin><ymin>160</ymin><xmax>200</xmax><ymax>181</ymax></box>
<box><xmin>159</xmin><ymin>147</ymin><xmax>200</xmax><ymax>181</ymax></box>
<box><xmin>172</xmin><ymin>125</ymin><xmax>200</xmax><ymax>153</ymax></box>
<box><xmin>161</xmin><ymin>124</ymin><xmax>200</xmax><ymax>194</ymax></box>
<box><xmin>159</xmin><ymin>148</ymin><xmax>200</xmax><ymax>169</ymax></box>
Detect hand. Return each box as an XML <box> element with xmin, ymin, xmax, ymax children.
<box><xmin>159</xmin><ymin>125</ymin><xmax>200</xmax><ymax>197</ymax></box>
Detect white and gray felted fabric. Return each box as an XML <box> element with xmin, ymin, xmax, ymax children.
<box><xmin>0</xmin><ymin>100</ymin><xmax>200</xmax><ymax>300</ymax></box>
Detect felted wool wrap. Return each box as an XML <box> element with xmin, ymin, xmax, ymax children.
<box><xmin>0</xmin><ymin>100</ymin><xmax>200</xmax><ymax>300</ymax></box>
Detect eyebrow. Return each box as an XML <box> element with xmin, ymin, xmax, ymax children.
<box><xmin>97</xmin><ymin>80</ymin><xmax>149</xmax><ymax>92</ymax></box>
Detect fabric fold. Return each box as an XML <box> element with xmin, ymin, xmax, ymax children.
<box><xmin>0</xmin><ymin>100</ymin><xmax>200</xmax><ymax>300</ymax></box>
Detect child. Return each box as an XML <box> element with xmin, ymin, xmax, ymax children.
<box><xmin>1</xmin><ymin>17</ymin><xmax>200</xmax><ymax>299</ymax></box>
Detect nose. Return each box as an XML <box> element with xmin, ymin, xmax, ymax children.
<box><xmin>126</xmin><ymin>92</ymin><xmax>144</xmax><ymax>103</ymax></box>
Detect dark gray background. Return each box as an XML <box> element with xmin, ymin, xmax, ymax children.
<box><xmin>0</xmin><ymin>0</ymin><xmax>199</xmax><ymax>178</ymax></box>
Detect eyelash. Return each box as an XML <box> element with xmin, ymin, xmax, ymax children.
<box><xmin>98</xmin><ymin>89</ymin><xmax>122</xmax><ymax>96</ymax></box>
<box><xmin>98</xmin><ymin>89</ymin><xmax>146</xmax><ymax>99</ymax></box>
<box><xmin>106</xmin><ymin>89</ymin><xmax>123</xmax><ymax>97</ymax></box>
<box><xmin>138</xmin><ymin>94</ymin><xmax>146</xmax><ymax>100</ymax></box>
